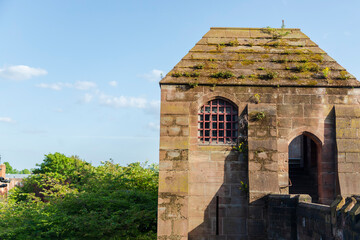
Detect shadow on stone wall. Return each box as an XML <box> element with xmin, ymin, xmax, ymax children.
<box><xmin>324</xmin><ymin>107</ymin><xmax>338</xmax><ymax>203</ymax></box>
<box><xmin>188</xmin><ymin>149</ymin><xmax>249</xmax><ymax>239</ymax></box>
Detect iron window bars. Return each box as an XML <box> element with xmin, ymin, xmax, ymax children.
<box><xmin>198</xmin><ymin>99</ymin><xmax>238</xmax><ymax>144</ymax></box>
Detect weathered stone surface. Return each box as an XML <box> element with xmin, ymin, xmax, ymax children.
<box><xmin>176</xmin><ymin>116</ymin><xmax>189</xmax><ymax>126</ymax></box>
<box><xmin>160</xmin><ymin>136</ymin><xmax>189</xmax><ymax>149</ymax></box>
<box><xmin>158</xmin><ymin>27</ymin><xmax>360</xmax><ymax>240</ymax></box>
<box><xmin>336</xmin><ymin>105</ymin><xmax>360</xmax><ymax>117</ymax></box>
<box><xmin>337</xmin><ymin>139</ymin><xmax>360</xmax><ymax>153</ymax></box>
<box><xmin>277</xmin><ymin>104</ymin><xmax>303</xmax><ymax>118</ymax></box>
<box><xmin>159</xmin><ymin>171</ymin><xmax>188</xmax><ymax>193</ymax></box>
<box><xmin>161</xmin><ymin>102</ymin><xmax>190</xmax><ymax>115</ymax></box>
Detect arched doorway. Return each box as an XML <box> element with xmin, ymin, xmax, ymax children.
<box><xmin>288</xmin><ymin>134</ymin><xmax>320</xmax><ymax>203</ymax></box>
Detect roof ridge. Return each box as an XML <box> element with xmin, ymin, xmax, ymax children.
<box><xmin>210</xmin><ymin>27</ymin><xmax>301</xmax><ymax>31</ymax></box>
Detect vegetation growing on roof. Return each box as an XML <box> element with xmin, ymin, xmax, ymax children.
<box><xmin>171</xmin><ymin>72</ymin><xmax>182</xmax><ymax>77</ymax></box>
<box><xmin>261</xmin><ymin>27</ymin><xmax>290</xmax><ymax>39</ymax></box>
<box><xmin>258</xmin><ymin>71</ymin><xmax>278</xmax><ymax>80</ymax></box>
<box><xmin>339</xmin><ymin>70</ymin><xmax>350</xmax><ymax>80</ymax></box>
<box><xmin>242</xmin><ymin>60</ymin><xmax>255</xmax><ymax>65</ymax></box>
<box><xmin>310</xmin><ymin>54</ymin><xmax>324</xmax><ymax>62</ymax></box>
<box><xmin>161</xmin><ymin>28</ymin><xmax>358</xmax><ymax>87</ymax></box>
<box><xmin>172</xmin><ymin>72</ymin><xmax>200</xmax><ymax>78</ymax></box>
<box><xmin>245</xmin><ymin>42</ymin><xmax>254</xmax><ymax>47</ymax></box>
<box><xmin>321</xmin><ymin>67</ymin><xmax>330</xmax><ymax>79</ymax></box>
<box><xmin>210</xmin><ymin>71</ymin><xmax>234</xmax><ymax>79</ymax></box>
<box><xmin>193</xmin><ymin>64</ymin><xmax>204</xmax><ymax>69</ymax></box>
<box><xmin>238</xmin><ymin>54</ymin><xmax>246</xmax><ymax>60</ymax></box>
<box><xmin>226</xmin><ymin>62</ymin><xmax>234</xmax><ymax>68</ymax></box>
<box><xmin>218</xmin><ymin>39</ymin><xmax>240</xmax><ymax>47</ymax></box>
<box><xmin>307</xmin><ymin>80</ymin><xmax>318</xmax><ymax>86</ymax></box>
<box><xmin>227</xmin><ymin>39</ymin><xmax>240</xmax><ymax>46</ymax></box>
<box><xmin>208</xmin><ymin>63</ymin><xmax>218</xmax><ymax>69</ymax></box>
<box><xmin>289</xmin><ymin>75</ymin><xmax>299</xmax><ymax>80</ymax></box>
<box><xmin>249</xmin><ymin>74</ymin><xmax>257</xmax><ymax>79</ymax></box>
<box><xmin>294</xmin><ymin>62</ymin><xmax>320</xmax><ymax>72</ymax></box>
<box><xmin>272</xmin><ymin>58</ymin><xmax>289</xmax><ymax>64</ymax></box>
<box><xmin>217</xmin><ymin>44</ymin><xmax>225</xmax><ymax>51</ymax></box>
<box><xmin>188</xmin><ymin>81</ymin><xmax>199</xmax><ymax>88</ymax></box>
<box><xmin>266</xmin><ymin>41</ymin><xmax>280</xmax><ymax>48</ymax></box>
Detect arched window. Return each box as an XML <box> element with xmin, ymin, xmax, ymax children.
<box><xmin>198</xmin><ymin>98</ymin><xmax>238</xmax><ymax>144</ymax></box>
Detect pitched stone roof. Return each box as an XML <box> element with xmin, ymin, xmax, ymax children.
<box><xmin>160</xmin><ymin>27</ymin><xmax>360</xmax><ymax>87</ymax></box>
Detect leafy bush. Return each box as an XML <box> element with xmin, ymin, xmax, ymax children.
<box><xmin>0</xmin><ymin>153</ymin><xmax>158</xmax><ymax>240</ymax></box>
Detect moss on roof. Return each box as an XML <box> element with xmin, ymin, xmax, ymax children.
<box><xmin>160</xmin><ymin>27</ymin><xmax>360</xmax><ymax>87</ymax></box>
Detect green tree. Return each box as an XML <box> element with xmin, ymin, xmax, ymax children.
<box><xmin>0</xmin><ymin>153</ymin><xmax>158</xmax><ymax>240</ymax></box>
<box><xmin>3</xmin><ymin>162</ymin><xmax>32</xmax><ymax>174</ymax></box>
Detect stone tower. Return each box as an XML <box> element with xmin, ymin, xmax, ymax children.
<box><xmin>157</xmin><ymin>27</ymin><xmax>360</xmax><ymax>239</ymax></box>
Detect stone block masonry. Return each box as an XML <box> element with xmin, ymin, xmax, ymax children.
<box><xmin>158</xmin><ymin>27</ymin><xmax>360</xmax><ymax>239</ymax></box>
<box><xmin>266</xmin><ymin>194</ymin><xmax>360</xmax><ymax>240</ymax></box>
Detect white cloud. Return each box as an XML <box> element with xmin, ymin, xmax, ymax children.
<box><xmin>73</xmin><ymin>81</ymin><xmax>97</xmax><ymax>90</ymax></box>
<box><xmin>109</xmin><ymin>81</ymin><xmax>117</xmax><ymax>87</ymax></box>
<box><xmin>36</xmin><ymin>81</ymin><xmax>96</xmax><ymax>91</ymax></box>
<box><xmin>99</xmin><ymin>93</ymin><xmax>147</xmax><ymax>108</ymax></box>
<box><xmin>0</xmin><ymin>117</ymin><xmax>13</xmax><ymax>123</ymax></box>
<box><xmin>82</xmin><ymin>93</ymin><xmax>93</xmax><ymax>103</ymax></box>
<box><xmin>147</xmin><ymin>122</ymin><xmax>160</xmax><ymax>131</ymax></box>
<box><xmin>0</xmin><ymin>65</ymin><xmax>47</xmax><ymax>80</ymax></box>
<box><xmin>36</xmin><ymin>83</ymin><xmax>68</xmax><ymax>91</ymax></box>
<box><xmin>139</xmin><ymin>69</ymin><xmax>164</xmax><ymax>82</ymax></box>
<box><xmin>96</xmin><ymin>92</ymin><xmax>159</xmax><ymax>115</ymax></box>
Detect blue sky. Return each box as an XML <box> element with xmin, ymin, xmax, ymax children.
<box><xmin>0</xmin><ymin>0</ymin><xmax>359</xmax><ymax>170</ymax></box>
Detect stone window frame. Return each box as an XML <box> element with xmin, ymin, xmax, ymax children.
<box><xmin>198</xmin><ymin>98</ymin><xmax>238</xmax><ymax>144</ymax></box>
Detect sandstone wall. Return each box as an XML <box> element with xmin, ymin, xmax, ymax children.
<box><xmin>266</xmin><ymin>194</ymin><xmax>360</xmax><ymax>240</ymax></box>
<box><xmin>158</xmin><ymin>84</ymin><xmax>360</xmax><ymax>239</ymax></box>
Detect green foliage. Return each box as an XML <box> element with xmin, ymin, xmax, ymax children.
<box><xmin>188</xmin><ymin>82</ymin><xmax>198</xmax><ymax>88</ymax></box>
<box><xmin>261</xmin><ymin>26</ymin><xmax>290</xmax><ymax>39</ymax></box>
<box><xmin>339</xmin><ymin>70</ymin><xmax>350</xmax><ymax>80</ymax></box>
<box><xmin>289</xmin><ymin>75</ymin><xmax>299</xmax><ymax>80</ymax></box>
<box><xmin>0</xmin><ymin>153</ymin><xmax>158</xmax><ymax>240</ymax></box>
<box><xmin>251</xmin><ymin>94</ymin><xmax>261</xmax><ymax>104</ymax></box>
<box><xmin>294</xmin><ymin>62</ymin><xmax>320</xmax><ymax>73</ymax></box>
<box><xmin>219</xmin><ymin>39</ymin><xmax>239</xmax><ymax>47</ymax></box>
<box><xmin>322</xmin><ymin>67</ymin><xmax>330</xmax><ymax>79</ymax></box>
<box><xmin>4</xmin><ymin>162</ymin><xmax>32</xmax><ymax>174</ymax></box>
<box><xmin>242</xmin><ymin>60</ymin><xmax>255</xmax><ymax>65</ymax></box>
<box><xmin>233</xmin><ymin>141</ymin><xmax>248</xmax><ymax>153</ymax></box>
<box><xmin>258</xmin><ymin>71</ymin><xmax>278</xmax><ymax>80</ymax></box>
<box><xmin>193</xmin><ymin>64</ymin><xmax>204</xmax><ymax>69</ymax></box>
<box><xmin>210</xmin><ymin>71</ymin><xmax>234</xmax><ymax>79</ymax></box>
<box><xmin>249</xmin><ymin>111</ymin><xmax>266</xmax><ymax>121</ymax></box>
<box><xmin>171</xmin><ymin>72</ymin><xmax>181</xmax><ymax>77</ymax></box>
<box><xmin>239</xmin><ymin>181</ymin><xmax>249</xmax><ymax>194</ymax></box>
<box><xmin>171</xmin><ymin>72</ymin><xmax>199</xmax><ymax>78</ymax></box>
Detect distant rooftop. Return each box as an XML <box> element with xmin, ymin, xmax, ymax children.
<box><xmin>160</xmin><ymin>27</ymin><xmax>359</xmax><ymax>87</ymax></box>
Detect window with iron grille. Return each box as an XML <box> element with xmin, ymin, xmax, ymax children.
<box><xmin>198</xmin><ymin>99</ymin><xmax>238</xmax><ymax>144</ymax></box>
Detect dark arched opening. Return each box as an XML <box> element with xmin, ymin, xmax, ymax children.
<box><xmin>288</xmin><ymin>134</ymin><xmax>319</xmax><ymax>203</ymax></box>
